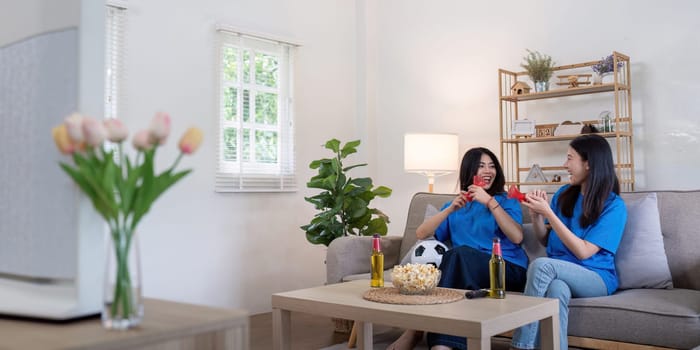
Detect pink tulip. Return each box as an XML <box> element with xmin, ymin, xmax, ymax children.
<box><xmin>82</xmin><ymin>117</ymin><xmax>107</xmax><ymax>147</ymax></box>
<box><xmin>104</xmin><ymin>118</ymin><xmax>129</xmax><ymax>142</ymax></box>
<box><xmin>178</xmin><ymin>127</ymin><xmax>204</xmax><ymax>154</ymax></box>
<box><xmin>52</xmin><ymin>125</ymin><xmax>75</xmax><ymax>154</ymax></box>
<box><xmin>133</xmin><ymin>130</ymin><xmax>153</xmax><ymax>151</ymax></box>
<box><xmin>64</xmin><ymin>113</ymin><xmax>84</xmax><ymax>143</ymax></box>
<box><xmin>148</xmin><ymin>112</ymin><xmax>171</xmax><ymax>145</ymax></box>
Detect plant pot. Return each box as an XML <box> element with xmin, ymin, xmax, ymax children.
<box><xmin>534</xmin><ymin>81</ymin><xmax>549</xmax><ymax>92</ymax></box>
<box><xmin>593</xmin><ymin>72</ymin><xmax>612</xmax><ymax>85</ymax></box>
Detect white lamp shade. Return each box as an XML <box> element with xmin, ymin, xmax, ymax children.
<box><xmin>404</xmin><ymin>133</ymin><xmax>459</xmax><ymax>174</ymax></box>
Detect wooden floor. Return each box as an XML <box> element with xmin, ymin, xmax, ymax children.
<box><xmin>250</xmin><ymin>312</ymin><xmax>348</xmax><ymax>350</ymax></box>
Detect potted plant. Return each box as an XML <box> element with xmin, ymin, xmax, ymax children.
<box><xmin>301</xmin><ymin>138</ymin><xmax>392</xmax><ymax>246</ymax></box>
<box><xmin>591</xmin><ymin>54</ymin><xmax>623</xmax><ymax>85</ymax></box>
<box><xmin>521</xmin><ymin>49</ymin><xmax>555</xmax><ymax>92</ymax></box>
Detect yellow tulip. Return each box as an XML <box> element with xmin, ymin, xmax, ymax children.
<box><xmin>52</xmin><ymin>125</ymin><xmax>75</xmax><ymax>154</ymax></box>
<box><xmin>178</xmin><ymin>127</ymin><xmax>203</xmax><ymax>154</ymax></box>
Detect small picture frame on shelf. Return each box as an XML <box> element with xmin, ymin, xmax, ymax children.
<box><xmin>512</xmin><ymin>119</ymin><xmax>535</xmax><ymax>137</ymax></box>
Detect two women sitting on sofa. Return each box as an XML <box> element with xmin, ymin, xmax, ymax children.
<box><xmin>388</xmin><ymin>134</ymin><xmax>627</xmax><ymax>350</ymax></box>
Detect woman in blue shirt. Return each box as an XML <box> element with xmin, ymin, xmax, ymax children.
<box><xmin>389</xmin><ymin>147</ymin><xmax>528</xmax><ymax>350</ymax></box>
<box><xmin>511</xmin><ymin>134</ymin><xmax>627</xmax><ymax>350</ymax></box>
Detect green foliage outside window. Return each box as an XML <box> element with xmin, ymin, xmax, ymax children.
<box><xmin>222</xmin><ymin>44</ymin><xmax>283</xmax><ymax>167</ymax></box>
<box><xmin>223</xmin><ymin>128</ymin><xmax>237</xmax><ymax>161</ymax></box>
<box><xmin>255</xmin><ymin>130</ymin><xmax>278</xmax><ymax>163</ymax></box>
<box><xmin>255</xmin><ymin>92</ymin><xmax>277</xmax><ymax>124</ymax></box>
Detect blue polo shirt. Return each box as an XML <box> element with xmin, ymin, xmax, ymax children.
<box><xmin>546</xmin><ymin>185</ymin><xmax>627</xmax><ymax>294</ymax></box>
<box><xmin>434</xmin><ymin>193</ymin><xmax>528</xmax><ymax>269</ymax></box>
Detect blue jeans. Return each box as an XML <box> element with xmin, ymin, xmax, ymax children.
<box><xmin>511</xmin><ymin>257</ymin><xmax>608</xmax><ymax>350</ymax></box>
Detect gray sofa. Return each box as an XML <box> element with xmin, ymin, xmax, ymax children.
<box><xmin>326</xmin><ymin>190</ymin><xmax>700</xmax><ymax>349</ymax></box>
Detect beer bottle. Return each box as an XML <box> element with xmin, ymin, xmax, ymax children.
<box><xmin>489</xmin><ymin>238</ymin><xmax>506</xmax><ymax>298</ymax></box>
<box><xmin>370</xmin><ymin>234</ymin><xmax>384</xmax><ymax>287</ymax></box>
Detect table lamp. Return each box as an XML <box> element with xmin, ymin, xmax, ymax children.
<box><xmin>404</xmin><ymin>133</ymin><xmax>459</xmax><ymax>192</ymax></box>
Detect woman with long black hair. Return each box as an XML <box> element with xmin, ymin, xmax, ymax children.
<box><xmin>389</xmin><ymin>147</ymin><xmax>528</xmax><ymax>350</ymax></box>
<box><xmin>511</xmin><ymin>134</ymin><xmax>627</xmax><ymax>350</ymax></box>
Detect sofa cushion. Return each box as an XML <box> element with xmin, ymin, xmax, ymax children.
<box><xmin>616</xmin><ymin>193</ymin><xmax>673</xmax><ymax>289</ymax></box>
<box><xmin>399</xmin><ymin>203</ymin><xmax>441</xmax><ymax>265</ymax></box>
<box><xmin>569</xmin><ymin>288</ymin><xmax>700</xmax><ymax>349</ymax></box>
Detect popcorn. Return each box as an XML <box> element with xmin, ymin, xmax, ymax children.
<box><xmin>391</xmin><ymin>263</ymin><xmax>441</xmax><ymax>294</ymax></box>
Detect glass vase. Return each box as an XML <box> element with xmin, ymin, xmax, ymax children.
<box><xmin>534</xmin><ymin>81</ymin><xmax>549</xmax><ymax>92</ymax></box>
<box><xmin>102</xmin><ymin>229</ymin><xmax>143</xmax><ymax>330</ymax></box>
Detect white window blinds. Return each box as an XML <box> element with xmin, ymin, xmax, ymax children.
<box><xmin>105</xmin><ymin>2</ymin><xmax>127</xmax><ymax>120</ymax></box>
<box><xmin>216</xmin><ymin>27</ymin><xmax>297</xmax><ymax>192</ymax></box>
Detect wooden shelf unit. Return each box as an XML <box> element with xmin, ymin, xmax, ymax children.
<box><xmin>499</xmin><ymin>51</ymin><xmax>635</xmax><ymax>191</ymax></box>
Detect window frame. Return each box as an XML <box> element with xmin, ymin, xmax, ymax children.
<box><xmin>215</xmin><ymin>26</ymin><xmax>298</xmax><ymax>193</ymax></box>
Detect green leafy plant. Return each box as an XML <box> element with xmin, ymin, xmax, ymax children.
<box><xmin>301</xmin><ymin>139</ymin><xmax>392</xmax><ymax>246</ymax></box>
<box><xmin>521</xmin><ymin>49</ymin><xmax>555</xmax><ymax>82</ymax></box>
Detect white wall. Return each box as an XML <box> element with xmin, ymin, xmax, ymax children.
<box><xmin>372</xmin><ymin>0</ymin><xmax>700</xmax><ymax>240</ymax></box>
<box><xmin>120</xmin><ymin>0</ymin><xmax>700</xmax><ymax>315</ymax></box>
<box><xmin>0</xmin><ymin>0</ymin><xmax>80</xmax><ymax>47</ymax></box>
<box><xmin>121</xmin><ymin>0</ymin><xmax>361</xmax><ymax>314</ymax></box>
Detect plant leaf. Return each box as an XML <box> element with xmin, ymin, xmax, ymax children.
<box><xmin>324</xmin><ymin>139</ymin><xmax>340</xmax><ymax>153</ymax></box>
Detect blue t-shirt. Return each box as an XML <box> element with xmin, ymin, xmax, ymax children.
<box><xmin>546</xmin><ymin>185</ymin><xmax>627</xmax><ymax>294</ymax></box>
<box><xmin>434</xmin><ymin>193</ymin><xmax>529</xmax><ymax>269</ymax></box>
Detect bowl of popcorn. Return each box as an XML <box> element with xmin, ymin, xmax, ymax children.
<box><xmin>391</xmin><ymin>263</ymin><xmax>441</xmax><ymax>295</ymax></box>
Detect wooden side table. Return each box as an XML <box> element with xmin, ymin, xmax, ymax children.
<box><xmin>0</xmin><ymin>298</ymin><xmax>248</xmax><ymax>350</ymax></box>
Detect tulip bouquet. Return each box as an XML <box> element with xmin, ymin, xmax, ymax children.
<box><xmin>52</xmin><ymin>112</ymin><xmax>202</xmax><ymax>329</ymax></box>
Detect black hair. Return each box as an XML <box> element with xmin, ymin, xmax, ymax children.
<box><xmin>558</xmin><ymin>134</ymin><xmax>620</xmax><ymax>227</ymax></box>
<box><xmin>458</xmin><ymin>147</ymin><xmax>506</xmax><ymax>196</ymax></box>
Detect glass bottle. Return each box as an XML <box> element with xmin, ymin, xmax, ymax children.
<box><xmin>370</xmin><ymin>234</ymin><xmax>384</xmax><ymax>288</ymax></box>
<box><xmin>489</xmin><ymin>238</ymin><xmax>506</xmax><ymax>299</ymax></box>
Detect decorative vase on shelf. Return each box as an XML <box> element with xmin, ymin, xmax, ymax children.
<box><xmin>103</xmin><ymin>229</ymin><xmax>143</xmax><ymax>330</ymax></box>
<box><xmin>534</xmin><ymin>81</ymin><xmax>549</xmax><ymax>92</ymax></box>
<box><xmin>593</xmin><ymin>73</ymin><xmax>603</xmax><ymax>85</ymax></box>
<box><xmin>593</xmin><ymin>72</ymin><xmax>612</xmax><ymax>85</ymax></box>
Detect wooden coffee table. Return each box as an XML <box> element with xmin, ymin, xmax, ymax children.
<box><xmin>272</xmin><ymin>280</ymin><xmax>559</xmax><ymax>350</ymax></box>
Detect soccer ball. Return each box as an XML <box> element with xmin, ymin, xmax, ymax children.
<box><xmin>410</xmin><ymin>240</ymin><xmax>449</xmax><ymax>267</ymax></box>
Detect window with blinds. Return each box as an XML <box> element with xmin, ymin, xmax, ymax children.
<box><xmin>216</xmin><ymin>27</ymin><xmax>297</xmax><ymax>192</ymax></box>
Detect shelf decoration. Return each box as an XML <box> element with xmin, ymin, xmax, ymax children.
<box><xmin>510</xmin><ymin>81</ymin><xmax>531</xmax><ymax>95</ymax></box>
<box><xmin>521</xmin><ymin>49</ymin><xmax>555</xmax><ymax>92</ymax></box>
<box><xmin>554</xmin><ymin>121</ymin><xmax>583</xmax><ymax>136</ymax></box>
<box><xmin>592</xmin><ymin>54</ymin><xmax>623</xmax><ymax>85</ymax></box>
<box><xmin>535</xmin><ymin>123</ymin><xmax>557</xmax><ymax>137</ymax></box>
<box><xmin>524</xmin><ymin>164</ymin><xmax>547</xmax><ymax>183</ymax></box>
<box><xmin>556</xmin><ymin>74</ymin><xmax>592</xmax><ymax>88</ymax></box>
<box><xmin>512</xmin><ymin>119</ymin><xmax>535</xmax><ymax>137</ymax></box>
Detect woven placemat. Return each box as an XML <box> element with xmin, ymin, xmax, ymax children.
<box><xmin>363</xmin><ymin>287</ymin><xmax>464</xmax><ymax>305</ymax></box>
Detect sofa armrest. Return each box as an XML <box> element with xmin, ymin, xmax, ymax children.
<box><xmin>326</xmin><ymin>235</ymin><xmax>403</xmax><ymax>284</ymax></box>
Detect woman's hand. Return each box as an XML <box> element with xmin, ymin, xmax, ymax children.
<box><xmin>466</xmin><ymin>185</ymin><xmax>491</xmax><ymax>205</ymax></box>
<box><xmin>523</xmin><ymin>190</ymin><xmax>551</xmax><ymax>217</ymax></box>
<box><xmin>450</xmin><ymin>192</ymin><xmax>468</xmax><ymax>211</ymax></box>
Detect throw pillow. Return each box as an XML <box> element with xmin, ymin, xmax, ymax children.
<box><xmin>400</xmin><ymin>204</ymin><xmax>440</xmax><ymax>265</ymax></box>
<box><xmin>615</xmin><ymin>193</ymin><xmax>673</xmax><ymax>289</ymax></box>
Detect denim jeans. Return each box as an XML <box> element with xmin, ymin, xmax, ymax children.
<box><xmin>511</xmin><ymin>257</ymin><xmax>608</xmax><ymax>350</ymax></box>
